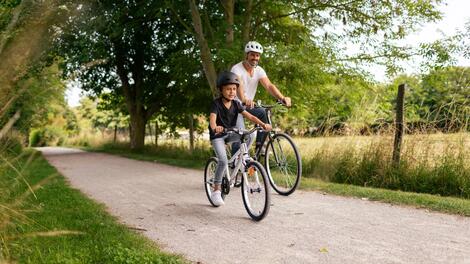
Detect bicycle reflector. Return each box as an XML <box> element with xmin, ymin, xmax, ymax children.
<box><xmin>248</xmin><ymin>166</ymin><xmax>256</xmax><ymax>176</ymax></box>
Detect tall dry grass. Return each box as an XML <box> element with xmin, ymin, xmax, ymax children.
<box><xmin>299</xmin><ymin>132</ymin><xmax>470</xmax><ymax>198</ymax></box>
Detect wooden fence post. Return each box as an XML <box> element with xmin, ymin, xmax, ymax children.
<box><xmin>392</xmin><ymin>83</ymin><xmax>406</xmax><ymax>166</ymax></box>
<box><xmin>188</xmin><ymin>114</ymin><xmax>194</xmax><ymax>152</ymax></box>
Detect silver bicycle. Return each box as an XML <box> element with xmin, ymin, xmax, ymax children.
<box><xmin>204</xmin><ymin>127</ymin><xmax>271</xmax><ymax>221</ymax></box>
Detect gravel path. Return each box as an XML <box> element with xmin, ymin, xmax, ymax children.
<box><xmin>38</xmin><ymin>147</ymin><xmax>470</xmax><ymax>264</ymax></box>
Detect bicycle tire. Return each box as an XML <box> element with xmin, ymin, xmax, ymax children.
<box><xmin>264</xmin><ymin>133</ymin><xmax>302</xmax><ymax>196</ymax></box>
<box><xmin>241</xmin><ymin>161</ymin><xmax>270</xmax><ymax>221</ymax></box>
<box><xmin>204</xmin><ymin>157</ymin><xmax>226</xmax><ymax>207</ymax></box>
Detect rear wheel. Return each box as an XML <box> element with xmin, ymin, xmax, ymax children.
<box><xmin>264</xmin><ymin>133</ymin><xmax>302</xmax><ymax>196</ymax></box>
<box><xmin>241</xmin><ymin>161</ymin><xmax>270</xmax><ymax>221</ymax></box>
<box><xmin>204</xmin><ymin>157</ymin><xmax>225</xmax><ymax>207</ymax></box>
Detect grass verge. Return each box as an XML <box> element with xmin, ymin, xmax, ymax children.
<box><xmin>85</xmin><ymin>143</ymin><xmax>470</xmax><ymax>217</ymax></box>
<box><xmin>301</xmin><ymin>177</ymin><xmax>470</xmax><ymax>217</ymax></box>
<box><xmin>1</xmin><ymin>150</ymin><xmax>186</xmax><ymax>263</ymax></box>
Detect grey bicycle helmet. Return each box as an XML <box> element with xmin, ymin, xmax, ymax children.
<box><xmin>216</xmin><ymin>71</ymin><xmax>240</xmax><ymax>90</ymax></box>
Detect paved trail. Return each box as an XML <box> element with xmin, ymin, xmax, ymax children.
<box><xmin>38</xmin><ymin>147</ymin><xmax>470</xmax><ymax>264</ymax></box>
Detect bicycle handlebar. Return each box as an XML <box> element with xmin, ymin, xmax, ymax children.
<box><xmin>224</xmin><ymin>126</ymin><xmax>262</xmax><ymax>136</ymax></box>
<box><xmin>253</xmin><ymin>100</ymin><xmax>289</xmax><ymax>113</ymax></box>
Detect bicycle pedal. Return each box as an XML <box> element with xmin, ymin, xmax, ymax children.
<box><xmin>222</xmin><ymin>177</ymin><xmax>230</xmax><ymax>195</ymax></box>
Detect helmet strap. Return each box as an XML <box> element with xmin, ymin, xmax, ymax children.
<box><xmin>221</xmin><ymin>95</ymin><xmax>232</xmax><ymax>102</ymax></box>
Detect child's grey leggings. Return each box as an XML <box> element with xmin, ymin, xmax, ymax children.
<box><xmin>211</xmin><ymin>133</ymin><xmax>241</xmax><ymax>184</ymax></box>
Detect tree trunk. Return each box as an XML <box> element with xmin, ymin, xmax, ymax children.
<box><xmin>129</xmin><ymin>113</ymin><xmax>146</xmax><ymax>150</ymax></box>
<box><xmin>188</xmin><ymin>114</ymin><xmax>194</xmax><ymax>152</ymax></box>
<box><xmin>188</xmin><ymin>0</ymin><xmax>218</xmax><ymax>98</ymax></box>
<box><xmin>242</xmin><ymin>0</ymin><xmax>253</xmax><ymax>43</ymax></box>
<box><xmin>221</xmin><ymin>0</ymin><xmax>234</xmax><ymax>46</ymax></box>
<box><xmin>0</xmin><ymin>110</ymin><xmax>21</xmax><ymax>140</ymax></box>
<box><xmin>155</xmin><ymin>120</ymin><xmax>159</xmax><ymax>146</ymax></box>
<box><xmin>113</xmin><ymin>124</ymin><xmax>117</xmax><ymax>143</ymax></box>
<box><xmin>147</xmin><ymin>122</ymin><xmax>152</xmax><ymax>142</ymax></box>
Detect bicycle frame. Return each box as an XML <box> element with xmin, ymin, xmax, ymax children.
<box><xmin>224</xmin><ymin>128</ymin><xmax>259</xmax><ymax>188</ymax></box>
<box><xmin>225</xmin><ymin>141</ymin><xmax>250</xmax><ymax>186</ymax></box>
<box><xmin>254</xmin><ymin>105</ymin><xmax>276</xmax><ymax>159</ymax></box>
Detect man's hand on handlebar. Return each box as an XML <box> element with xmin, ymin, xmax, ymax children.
<box><xmin>213</xmin><ymin>126</ymin><xmax>224</xmax><ymax>135</ymax></box>
<box><xmin>281</xmin><ymin>97</ymin><xmax>292</xmax><ymax>107</ymax></box>
<box><xmin>261</xmin><ymin>123</ymin><xmax>272</xmax><ymax>132</ymax></box>
<box><xmin>244</xmin><ymin>99</ymin><xmax>255</xmax><ymax>109</ymax></box>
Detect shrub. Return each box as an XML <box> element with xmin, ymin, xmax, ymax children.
<box><xmin>29</xmin><ymin>128</ymin><xmax>44</xmax><ymax>147</ymax></box>
<box><xmin>29</xmin><ymin>126</ymin><xmax>67</xmax><ymax>147</ymax></box>
<box><xmin>0</xmin><ymin>134</ymin><xmax>23</xmax><ymax>156</ymax></box>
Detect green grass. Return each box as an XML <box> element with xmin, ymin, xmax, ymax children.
<box><xmin>0</xmin><ymin>150</ymin><xmax>187</xmax><ymax>263</ymax></box>
<box><xmin>301</xmin><ymin>177</ymin><xmax>470</xmax><ymax>216</ymax></box>
<box><xmin>84</xmin><ymin>140</ymin><xmax>470</xmax><ymax>217</ymax></box>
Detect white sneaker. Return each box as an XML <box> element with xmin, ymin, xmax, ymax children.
<box><xmin>210</xmin><ymin>190</ymin><xmax>225</xmax><ymax>206</ymax></box>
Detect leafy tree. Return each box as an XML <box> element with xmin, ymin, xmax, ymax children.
<box><xmin>386</xmin><ymin>67</ymin><xmax>469</xmax><ymax>132</ymax></box>
<box><xmin>56</xmin><ymin>0</ymin><xmax>212</xmax><ymax>149</ymax></box>
<box><xmin>419</xmin><ymin>67</ymin><xmax>470</xmax><ymax>131</ymax></box>
<box><xmin>175</xmin><ymin>0</ymin><xmax>444</xmax><ymax>97</ymax></box>
<box><xmin>1</xmin><ymin>0</ymin><xmax>72</xmax><ymax>141</ymax></box>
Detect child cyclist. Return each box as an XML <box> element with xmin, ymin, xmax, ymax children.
<box><xmin>209</xmin><ymin>71</ymin><xmax>272</xmax><ymax>206</ymax></box>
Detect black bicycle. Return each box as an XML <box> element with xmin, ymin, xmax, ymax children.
<box><xmin>252</xmin><ymin>100</ymin><xmax>302</xmax><ymax>196</ymax></box>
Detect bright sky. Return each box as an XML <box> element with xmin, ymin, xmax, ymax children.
<box><xmin>65</xmin><ymin>0</ymin><xmax>470</xmax><ymax>107</ymax></box>
<box><xmin>370</xmin><ymin>0</ymin><xmax>470</xmax><ymax>82</ymax></box>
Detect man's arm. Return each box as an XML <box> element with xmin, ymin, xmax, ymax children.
<box><xmin>241</xmin><ymin>111</ymin><xmax>272</xmax><ymax>131</ymax></box>
<box><xmin>259</xmin><ymin>76</ymin><xmax>291</xmax><ymax>107</ymax></box>
<box><xmin>236</xmin><ymin>76</ymin><xmax>254</xmax><ymax>108</ymax></box>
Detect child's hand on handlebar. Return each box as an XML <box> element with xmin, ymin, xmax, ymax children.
<box><xmin>243</xmin><ymin>99</ymin><xmax>255</xmax><ymax>109</ymax></box>
<box><xmin>261</xmin><ymin>123</ymin><xmax>272</xmax><ymax>132</ymax></box>
<box><xmin>213</xmin><ymin>126</ymin><xmax>224</xmax><ymax>134</ymax></box>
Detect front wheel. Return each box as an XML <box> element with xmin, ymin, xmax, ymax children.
<box><xmin>264</xmin><ymin>133</ymin><xmax>302</xmax><ymax>196</ymax></box>
<box><xmin>241</xmin><ymin>161</ymin><xmax>270</xmax><ymax>221</ymax></box>
<box><xmin>204</xmin><ymin>157</ymin><xmax>225</xmax><ymax>207</ymax></box>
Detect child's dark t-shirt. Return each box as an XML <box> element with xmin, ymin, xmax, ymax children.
<box><xmin>209</xmin><ymin>98</ymin><xmax>245</xmax><ymax>140</ymax></box>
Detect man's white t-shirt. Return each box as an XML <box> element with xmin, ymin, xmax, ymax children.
<box><xmin>231</xmin><ymin>62</ymin><xmax>267</xmax><ymax>101</ymax></box>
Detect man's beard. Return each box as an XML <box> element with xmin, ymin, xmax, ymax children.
<box><xmin>248</xmin><ymin>60</ymin><xmax>258</xmax><ymax>67</ymax></box>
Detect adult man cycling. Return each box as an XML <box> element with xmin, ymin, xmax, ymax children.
<box><xmin>231</xmin><ymin>41</ymin><xmax>292</xmax><ymax>152</ymax></box>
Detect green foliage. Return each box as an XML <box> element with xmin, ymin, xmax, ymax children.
<box><xmin>100</xmin><ymin>244</ymin><xmax>182</xmax><ymax>264</ymax></box>
<box><xmin>28</xmin><ymin>128</ymin><xmax>43</xmax><ymax>147</ymax></box>
<box><xmin>29</xmin><ymin>125</ymin><xmax>67</xmax><ymax>147</ymax></box>
<box><xmin>0</xmin><ymin>63</ymin><xmax>69</xmax><ymax>141</ymax></box>
<box><xmin>0</xmin><ymin>134</ymin><xmax>23</xmax><ymax>156</ymax></box>
<box><xmin>53</xmin><ymin>0</ymin><xmax>450</xmax><ymax>144</ymax></box>
<box><xmin>385</xmin><ymin>67</ymin><xmax>470</xmax><ymax>132</ymax></box>
<box><xmin>54</xmin><ymin>0</ymin><xmax>211</xmax><ymax>148</ymax></box>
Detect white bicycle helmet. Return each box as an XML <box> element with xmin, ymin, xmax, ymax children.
<box><xmin>244</xmin><ymin>41</ymin><xmax>263</xmax><ymax>54</ymax></box>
